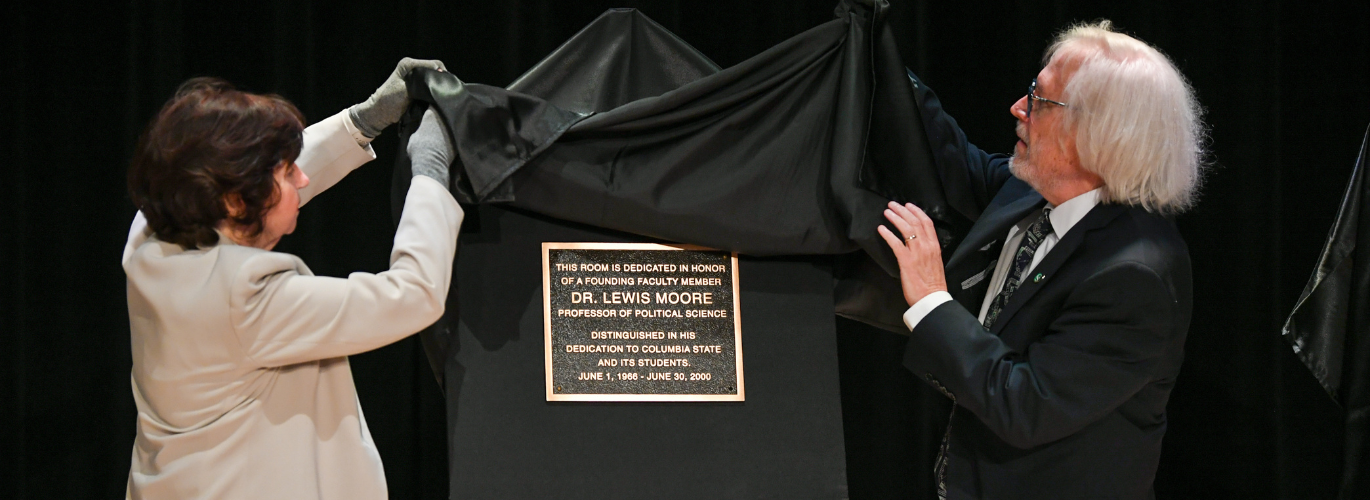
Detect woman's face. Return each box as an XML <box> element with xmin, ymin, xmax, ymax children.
<box><xmin>254</xmin><ymin>162</ymin><xmax>309</xmax><ymax>250</ymax></box>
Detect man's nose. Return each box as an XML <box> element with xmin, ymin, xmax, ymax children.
<box><xmin>1010</xmin><ymin>96</ymin><xmax>1029</xmax><ymax>121</ymax></box>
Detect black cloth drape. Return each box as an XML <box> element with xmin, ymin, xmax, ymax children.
<box><xmin>1283</xmin><ymin>125</ymin><xmax>1370</xmax><ymax>499</ymax></box>
<box><xmin>395</xmin><ymin>0</ymin><xmax>975</xmax><ymax>336</ymax></box>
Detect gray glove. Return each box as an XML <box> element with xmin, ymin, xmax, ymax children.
<box><xmin>349</xmin><ymin>57</ymin><xmax>447</xmax><ymax>138</ymax></box>
<box><xmin>407</xmin><ymin>108</ymin><xmax>453</xmax><ymax>187</ymax></box>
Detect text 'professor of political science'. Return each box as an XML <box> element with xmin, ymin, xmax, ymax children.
<box><xmin>878</xmin><ymin>21</ymin><xmax>1204</xmax><ymax>500</ymax></box>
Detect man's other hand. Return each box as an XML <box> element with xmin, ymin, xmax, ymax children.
<box><xmin>877</xmin><ymin>201</ymin><xmax>949</xmax><ymax>307</ymax></box>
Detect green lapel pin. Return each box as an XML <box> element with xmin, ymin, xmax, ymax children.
<box><xmin>1032</xmin><ymin>273</ymin><xmax>1045</xmax><ymax>283</ymax></box>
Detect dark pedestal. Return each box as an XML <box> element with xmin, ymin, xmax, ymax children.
<box><xmin>441</xmin><ymin>204</ymin><xmax>848</xmax><ymax>499</ymax></box>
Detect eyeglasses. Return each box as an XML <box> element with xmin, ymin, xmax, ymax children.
<box><xmin>1026</xmin><ymin>78</ymin><xmax>1068</xmax><ymax>119</ymax></box>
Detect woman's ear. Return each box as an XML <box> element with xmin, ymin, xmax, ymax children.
<box><xmin>222</xmin><ymin>193</ymin><xmax>246</xmax><ymax>219</ymax></box>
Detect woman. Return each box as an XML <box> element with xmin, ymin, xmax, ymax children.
<box><xmin>123</xmin><ymin>59</ymin><xmax>460</xmax><ymax>499</ymax></box>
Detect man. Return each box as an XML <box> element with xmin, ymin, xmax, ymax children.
<box><xmin>878</xmin><ymin>22</ymin><xmax>1204</xmax><ymax>499</ymax></box>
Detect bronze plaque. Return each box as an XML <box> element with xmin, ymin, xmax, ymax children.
<box><xmin>542</xmin><ymin>242</ymin><xmax>744</xmax><ymax>402</ymax></box>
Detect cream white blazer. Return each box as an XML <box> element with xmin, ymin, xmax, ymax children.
<box><xmin>123</xmin><ymin>111</ymin><xmax>463</xmax><ymax>499</ymax></box>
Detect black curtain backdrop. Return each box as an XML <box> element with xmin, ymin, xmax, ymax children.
<box><xmin>3</xmin><ymin>1</ymin><xmax>1366</xmax><ymax>498</ymax></box>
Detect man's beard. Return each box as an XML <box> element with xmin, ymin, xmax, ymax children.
<box><xmin>1009</xmin><ymin>151</ymin><xmax>1036</xmax><ymax>183</ymax></box>
<box><xmin>1010</xmin><ymin>123</ymin><xmax>1033</xmax><ymax>181</ymax></box>
<box><xmin>1010</xmin><ymin>147</ymin><xmax>1058</xmax><ymax>194</ymax></box>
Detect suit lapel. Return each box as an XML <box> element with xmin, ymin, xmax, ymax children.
<box><xmin>945</xmin><ymin>188</ymin><xmax>1045</xmax><ymax>308</ymax></box>
<box><xmin>987</xmin><ymin>203</ymin><xmax>1129</xmax><ymax>335</ymax></box>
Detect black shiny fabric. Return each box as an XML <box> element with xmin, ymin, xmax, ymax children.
<box><xmin>394</xmin><ymin>0</ymin><xmax>976</xmax><ymax>334</ymax></box>
<box><xmin>1283</xmin><ymin>125</ymin><xmax>1370</xmax><ymax>498</ymax></box>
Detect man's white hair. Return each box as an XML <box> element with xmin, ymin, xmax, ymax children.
<box><xmin>1049</xmin><ymin>21</ymin><xmax>1207</xmax><ymax>214</ymax></box>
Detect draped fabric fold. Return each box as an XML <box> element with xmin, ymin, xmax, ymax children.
<box><xmin>1283</xmin><ymin>125</ymin><xmax>1370</xmax><ymax>499</ymax></box>
<box><xmin>395</xmin><ymin>0</ymin><xmax>978</xmax><ymax>361</ymax></box>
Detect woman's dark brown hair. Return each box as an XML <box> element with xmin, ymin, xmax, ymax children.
<box><xmin>128</xmin><ymin>77</ymin><xmax>306</xmax><ymax>249</ymax></box>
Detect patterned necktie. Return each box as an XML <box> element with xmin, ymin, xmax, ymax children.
<box><xmin>984</xmin><ymin>207</ymin><xmax>1053</xmax><ymax>329</ymax></box>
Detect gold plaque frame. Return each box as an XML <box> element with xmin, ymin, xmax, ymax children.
<box><xmin>542</xmin><ymin>242</ymin><xmax>744</xmax><ymax>402</ymax></box>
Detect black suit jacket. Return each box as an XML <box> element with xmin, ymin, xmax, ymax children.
<box><xmin>902</xmin><ymin>74</ymin><xmax>1193</xmax><ymax>500</ymax></box>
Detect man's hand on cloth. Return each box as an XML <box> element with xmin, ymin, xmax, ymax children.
<box><xmin>350</xmin><ymin>57</ymin><xmax>448</xmax><ymax>138</ymax></box>
<box><xmin>877</xmin><ymin>201</ymin><xmax>949</xmax><ymax>307</ymax></box>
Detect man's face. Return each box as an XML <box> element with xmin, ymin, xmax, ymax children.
<box><xmin>1009</xmin><ymin>49</ymin><xmax>1083</xmax><ymax>193</ymax></box>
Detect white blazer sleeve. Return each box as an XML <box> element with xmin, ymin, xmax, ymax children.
<box><xmin>296</xmin><ymin>110</ymin><xmax>377</xmax><ymax>206</ymax></box>
<box><xmin>229</xmin><ymin>177</ymin><xmax>463</xmax><ymax>367</ymax></box>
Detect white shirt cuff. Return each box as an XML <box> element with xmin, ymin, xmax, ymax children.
<box><xmin>902</xmin><ymin>291</ymin><xmax>954</xmax><ymax>331</ymax></box>
<box><xmin>341</xmin><ymin>110</ymin><xmax>375</xmax><ymax>147</ymax></box>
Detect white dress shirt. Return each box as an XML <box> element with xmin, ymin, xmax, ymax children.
<box><xmin>903</xmin><ymin>188</ymin><xmax>1101</xmax><ymax>331</ymax></box>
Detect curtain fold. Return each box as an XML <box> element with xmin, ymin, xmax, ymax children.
<box><xmin>1283</xmin><ymin>125</ymin><xmax>1370</xmax><ymax>499</ymax></box>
